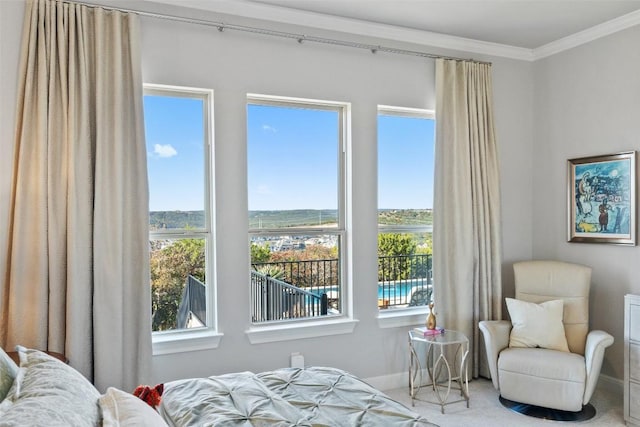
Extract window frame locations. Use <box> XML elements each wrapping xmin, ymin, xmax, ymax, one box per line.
<box><xmin>144</xmin><ymin>83</ymin><xmax>222</xmax><ymax>354</ymax></box>
<box><xmin>245</xmin><ymin>94</ymin><xmax>356</xmax><ymax>343</ymax></box>
<box><xmin>376</xmin><ymin>105</ymin><xmax>436</xmax><ymax>329</ymax></box>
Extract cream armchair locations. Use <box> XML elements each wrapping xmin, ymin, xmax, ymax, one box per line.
<box><xmin>479</xmin><ymin>260</ymin><xmax>614</xmax><ymax>412</ymax></box>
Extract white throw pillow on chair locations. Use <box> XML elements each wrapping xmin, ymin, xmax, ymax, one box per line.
<box><xmin>505</xmin><ymin>298</ymin><xmax>570</xmax><ymax>352</ymax></box>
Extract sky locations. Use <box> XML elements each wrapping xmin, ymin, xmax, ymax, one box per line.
<box><xmin>144</xmin><ymin>94</ymin><xmax>205</xmax><ymax>212</ymax></box>
<box><xmin>378</xmin><ymin>114</ymin><xmax>435</xmax><ymax>209</ymax></box>
<box><xmin>144</xmin><ymin>95</ymin><xmax>435</xmax><ymax>212</ymax></box>
<box><xmin>247</xmin><ymin>104</ymin><xmax>338</xmax><ymax>211</ymax></box>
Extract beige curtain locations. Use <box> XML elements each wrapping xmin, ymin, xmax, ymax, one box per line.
<box><xmin>433</xmin><ymin>58</ymin><xmax>502</xmax><ymax>378</ymax></box>
<box><xmin>1</xmin><ymin>0</ymin><xmax>151</xmax><ymax>392</ymax></box>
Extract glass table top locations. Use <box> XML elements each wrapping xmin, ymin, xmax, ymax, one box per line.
<box><xmin>409</xmin><ymin>329</ymin><xmax>468</xmax><ymax>345</ymax></box>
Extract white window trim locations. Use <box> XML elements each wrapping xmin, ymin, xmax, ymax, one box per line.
<box><xmin>246</xmin><ymin>94</ymin><xmax>353</xmax><ymax>337</ymax></box>
<box><xmin>246</xmin><ymin>318</ymin><xmax>358</xmax><ymax>344</ymax></box>
<box><xmin>377</xmin><ymin>306</ymin><xmax>429</xmax><ymax>329</ymax></box>
<box><xmin>378</xmin><ymin>104</ymin><xmax>435</xmax><ymax>119</ymax></box>
<box><xmin>145</xmin><ymin>83</ymin><xmax>219</xmax><ymax>354</ymax></box>
<box><xmin>153</xmin><ymin>330</ymin><xmax>224</xmax><ymax>355</ymax></box>
<box><xmin>377</xmin><ymin>105</ymin><xmax>435</xmax><ymax>323</ymax></box>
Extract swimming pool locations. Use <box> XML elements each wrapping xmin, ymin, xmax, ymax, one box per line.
<box><xmin>310</xmin><ymin>279</ymin><xmax>431</xmax><ymax>306</ymax></box>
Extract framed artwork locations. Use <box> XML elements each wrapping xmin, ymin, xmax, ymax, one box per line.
<box><xmin>568</xmin><ymin>151</ymin><xmax>636</xmax><ymax>245</ymax></box>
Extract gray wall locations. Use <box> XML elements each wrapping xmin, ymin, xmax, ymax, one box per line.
<box><xmin>0</xmin><ymin>0</ymin><xmax>534</xmax><ymax>385</ymax></box>
<box><xmin>0</xmin><ymin>1</ymin><xmax>23</xmax><ymax>309</ymax></box>
<box><xmin>533</xmin><ymin>26</ymin><xmax>640</xmax><ymax>380</ymax></box>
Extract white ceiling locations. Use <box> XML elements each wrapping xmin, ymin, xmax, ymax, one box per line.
<box><xmin>245</xmin><ymin>0</ymin><xmax>640</xmax><ymax>49</ymax></box>
<box><xmin>145</xmin><ymin>0</ymin><xmax>640</xmax><ymax>59</ymax></box>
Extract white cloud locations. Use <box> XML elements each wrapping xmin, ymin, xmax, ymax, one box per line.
<box><xmin>153</xmin><ymin>144</ymin><xmax>177</xmax><ymax>158</ymax></box>
<box><xmin>262</xmin><ymin>124</ymin><xmax>277</xmax><ymax>133</ymax></box>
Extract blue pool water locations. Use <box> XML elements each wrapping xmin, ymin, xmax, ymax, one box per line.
<box><xmin>310</xmin><ymin>279</ymin><xmax>430</xmax><ymax>301</ymax></box>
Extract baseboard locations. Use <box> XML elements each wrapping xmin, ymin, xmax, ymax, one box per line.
<box><xmin>366</xmin><ymin>367</ymin><xmax>443</xmax><ymax>392</ymax></box>
<box><xmin>364</xmin><ymin>371</ymin><xmax>408</xmax><ymax>392</ymax></box>
<box><xmin>597</xmin><ymin>373</ymin><xmax>623</xmax><ymax>397</ymax></box>
<box><xmin>366</xmin><ymin>371</ymin><xmax>623</xmax><ymax>395</ymax></box>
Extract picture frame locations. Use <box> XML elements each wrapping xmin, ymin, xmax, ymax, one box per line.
<box><xmin>568</xmin><ymin>151</ymin><xmax>636</xmax><ymax>245</ymax></box>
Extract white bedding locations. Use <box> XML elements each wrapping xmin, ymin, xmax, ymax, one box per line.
<box><xmin>159</xmin><ymin>366</ymin><xmax>437</xmax><ymax>427</ymax></box>
<box><xmin>0</xmin><ymin>347</ymin><xmax>437</xmax><ymax>426</ymax></box>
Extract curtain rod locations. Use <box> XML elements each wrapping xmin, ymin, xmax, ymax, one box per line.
<box><xmin>62</xmin><ymin>0</ymin><xmax>491</xmax><ymax>65</ymax></box>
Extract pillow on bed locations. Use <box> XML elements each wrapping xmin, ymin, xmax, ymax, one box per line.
<box><xmin>0</xmin><ymin>346</ymin><xmax>18</xmax><ymax>402</ymax></box>
<box><xmin>0</xmin><ymin>346</ymin><xmax>100</xmax><ymax>426</ymax></box>
<box><xmin>100</xmin><ymin>387</ymin><xmax>169</xmax><ymax>427</ymax></box>
<box><xmin>506</xmin><ymin>298</ymin><xmax>570</xmax><ymax>352</ymax></box>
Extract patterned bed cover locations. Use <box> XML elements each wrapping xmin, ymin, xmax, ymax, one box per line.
<box><xmin>159</xmin><ymin>366</ymin><xmax>437</xmax><ymax>426</ymax></box>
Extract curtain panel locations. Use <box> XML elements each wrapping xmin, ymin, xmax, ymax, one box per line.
<box><xmin>433</xmin><ymin>58</ymin><xmax>502</xmax><ymax>378</ymax></box>
<box><xmin>1</xmin><ymin>0</ymin><xmax>151</xmax><ymax>392</ymax></box>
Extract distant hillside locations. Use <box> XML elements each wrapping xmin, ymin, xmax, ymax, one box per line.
<box><xmin>150</xmin><ymin>208</ymin><xmax>432</xmax><ymax>230</ymax></box>
<box><xmin>249</xmin><ymin>210</ymin><xmax>337</xmax><ymax>228</ymax></box>
<box><xmin>150</xmin><ymin>211</ymin><xmax>205</xmax><ymax>230</ymax></box>
<box><xmin>378</xmin><ymin>209</ymin><xmax>432</xmax><ymax>226</ymax></box>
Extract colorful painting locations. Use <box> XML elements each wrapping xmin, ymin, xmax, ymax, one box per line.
<box><xmin>568</xmin><ymin>151</ymin><xmax>636</xmax><ymax>245</ymax></box>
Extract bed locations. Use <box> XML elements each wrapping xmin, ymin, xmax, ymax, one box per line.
<box><xmin>0</xmin><ymin>346</ymin><xmax>437</xmax><ymax>426</ymax></box>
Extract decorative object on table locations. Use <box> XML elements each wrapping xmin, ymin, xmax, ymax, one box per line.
<box><xmin>567</xmin><ymin>151</ymin><xmax>636</xmax><ymax>245</ymax></box>
<box><xmin>413</xmin><ymin>326</ymin><xmax>446</xmax><ymax>337</ymax></box>
<box><xmin>426</xmin><ymin>302</ymin><xmax>437</xmax><ymax>330</ymax></box>
<box><xmin>133</xmin><ymin>383</ymin><xmax>164</xmax><ymax>410</ymax></box>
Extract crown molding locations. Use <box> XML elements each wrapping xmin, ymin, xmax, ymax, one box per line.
<box><xmin>144</xmin><ymin>0</ymin><xmax>640</xmax><ymax>62</ymax></box>
<box><xmin>148</xmin><ymin>0</ymin><xmax>534</xmax><ymax>61</ymax></box>
<box><xmin>533</xmin><ymin>9</ymin><xmax>640</xmax><ymax>60</ymax></box>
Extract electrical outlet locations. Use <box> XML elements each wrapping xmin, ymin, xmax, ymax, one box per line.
<box><xmin>290</xmin><ymin>352</ymin><xmax>304</xmax><ymax>368</ymax></box>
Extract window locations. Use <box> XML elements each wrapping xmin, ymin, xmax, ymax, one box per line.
<box><xmin>247</xmin><ymin>94</ymin><xmax>347</xmax><ymax>325</ymax></box>
<box><xmin>144</xmin><ymin>84</ymin><xmax>215</xmax><ymax>344</ymax></box>
<box><xmin>377</xmin><ymin>106</ymin><xmax>435</xmax><ymax>311</ymax></box>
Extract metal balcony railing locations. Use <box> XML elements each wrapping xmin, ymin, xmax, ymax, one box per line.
<box><xmin>249</xmin><ymin>254</ymin><xmax>433</xmax><ymax>322</ymax></box>
<box><xmin>377</xmin><ymin>253</ymin><xmax>432</xmax><ymax>308</ymax></box>
<box><xmin>173</xmin><ymin>255</ymin><xmax>434</xmax><ymax>328</ymax></box>
<box><xmin>176</xmin><ymin>275</ymin><xmax>206</xmax><ymax>329</ymax></box>
<box><xmin>250</xmin><ymin>270</ymin><xmax>328</xmax><ymax>322</ymax></box>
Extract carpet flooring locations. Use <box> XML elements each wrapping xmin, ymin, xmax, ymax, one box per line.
<box><xmin>385</xmin><ymin>378</ymin><xmax>624</xmax><ymax>426</ymax></box>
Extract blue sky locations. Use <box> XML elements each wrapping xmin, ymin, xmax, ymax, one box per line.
<box><xmin>378</xmin><ymin>114</ymin><xmax>435</xmax><ymax>209</ymax></box>
<box><xmin>144</xmin><ymin>96</ymin><xmax>435</xmax><ymax>212</ymax></box>
<box><xmin>144</xmin><ymin>95</ymin><xmax>205</xmax><ymax>212</ymax></box>
<box><xmin>247</xmin><ymin>104</ymin><xmax>338</xmax><ymax>211</ymax></box>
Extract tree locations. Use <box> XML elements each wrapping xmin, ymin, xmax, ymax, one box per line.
<box><xmin>259</xmin><ymin>245</ymin><xmax>339</xmax><ymax>288</ymax></box>
<box><xmin>250</xmin><ymin>242</ymin><xmax>272</xmax><ymax>264</ymax></box>
<box><xmin>150</xmin><ymin>238</ymin><xmax>205</xmax><ymax>331</ymax></box>
<box><xmin>378</xmin><ymin>233</ymin><xmax>417</xmax><ymax>281</ymax></box>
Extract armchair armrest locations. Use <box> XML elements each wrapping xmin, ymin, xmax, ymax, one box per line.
<box><xmin>582</xmin><ymin>329</ymin><xmax>613</xmax><ymax>405</ymax></box>
<box><xmin>478</xmin><ymin>320</ymin><xmax>512</xmax><ymax>390</ymax></box>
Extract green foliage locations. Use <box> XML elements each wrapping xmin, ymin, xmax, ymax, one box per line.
<box><xmin>416</xmin><ymin>234</ymin><xmax>433</xmax><ymax>255</ymax></box>
<box><xmin>378</xmin><ymin>233</ymin><xmax>417</xmax><ymax>256</ymax></box>
<box><xmin>378</xmin><ymin>209</ymin><xmax>433</xmax><ymax>226</ymax></box>
<box><xmin>258</xmin><ymin>245</ymin><xmax>339</xmax><ymax>288</ymax></box>
<box><xmin>250</xmin><ymin>243</ymin><xmax>272</xmax><ymax>263</ymax></box>
<box><xmin>150</xmin><ymin>238</ymin><xmax>205</xmax><ymax>331</ymax></box>
<box><xmin>253</xmin><ymin>264</ymin><xmax>285</xmax><ymax>280</ymax></box>
<box><xmin>378</xmin><ymin>233</ymin><xmax>418</xmax><ymax>281</ymax></box>
<box><xmin>150</xmin><ymin>211</ymin><xmax>205</xmax><ymax>230</ymax></box>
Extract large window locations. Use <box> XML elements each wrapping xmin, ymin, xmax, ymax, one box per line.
<box><xmin>378</xmin><ymin>106</ymin><xmax>435</xmax><ymax>310</ymax></box>
<box><xmin>247</xmin><ymin>95</ymin><xmax>347</xmax><ymax>324</ymax></box>
<box><xmin>144</xmin><ymin>84</ymin><xmax>214</xmax><ymax>335</ymax></box>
